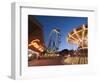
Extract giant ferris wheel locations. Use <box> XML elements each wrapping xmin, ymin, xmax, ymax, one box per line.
<box><xmin>46</xmin><ymin>28</ymin><xmax>61</xmax><ymax>53</ymax></box>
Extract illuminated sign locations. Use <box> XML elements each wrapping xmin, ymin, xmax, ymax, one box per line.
<box><xmin>28</xmin><ymin>39</ymin><xmax>44</xmax><ymax>52</ymax></box>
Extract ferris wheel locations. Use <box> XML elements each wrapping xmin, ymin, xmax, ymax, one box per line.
<box><xmin>46</xmin><ymin>28</ymin><xmax>61</xmax><ymax>53</ymax></box>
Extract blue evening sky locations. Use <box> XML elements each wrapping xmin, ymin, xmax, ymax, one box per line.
<box><xmin>31</xmin><ymin>15</ymin><xmax>88</xmax><ymax>50</ymax></box>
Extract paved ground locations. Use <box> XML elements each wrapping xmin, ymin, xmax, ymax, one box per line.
<box><xmin>28</xmin><ymin>57</ymin><xmax>64</xmax><ymax>66</ymax></box>
<box><xmin>28</xmin><ymin>57</ymin><xmax>88</xmax><ymax>66</ymax></box>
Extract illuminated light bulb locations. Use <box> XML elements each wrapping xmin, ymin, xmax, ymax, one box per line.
<box><xmin>28</xmin><ymin>54</ymin><xmax>32</xmax><ymax>57</ymax></box>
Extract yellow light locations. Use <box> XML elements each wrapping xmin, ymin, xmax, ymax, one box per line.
<box><xmin>28</xmin><ymin>39</ymin><xmax>44</xmax><ymax>52</ymax></box>
<box><xmin>67</xmin><ymin>24</ymin><xmax>88</xmax><ymax>49</ymax></box>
